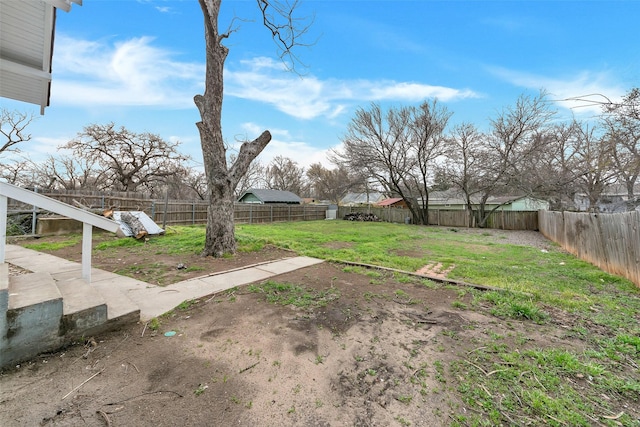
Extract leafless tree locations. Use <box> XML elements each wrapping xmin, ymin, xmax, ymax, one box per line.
<box><xmin>404</xmin><ymin>99</ymin><xmax>451</xmax><ymax>224</ymax></box>
<box><xmin>466</xmin><ymin>92</ymin><xmax>555</xmax><ymax>226</ymax></box>
<box><xmin>572</xmin><ymin>122</ymin><xmax>617</xmax><ymax>211</ymax></box>
<box><xmin>1</xmin><ymin>109</ymin><xmax>34</xmax><ymax>156</ymax></box>
<box><xmin>331</xmin><ymin>103</ymin><xmax>413</xmax><ymax>212</ymax></box>
<box><xmin>61</xmin><ymin>123</ymin><xmax>190</xmax><ymax>194</ymax></box>
<box><xmin>602</xmin><ymin>88</ymin><xmax>640</xmax><ymax>201</ymax></box>
<box><xmin>29</xmin><ymin>154</ymin><xmax>109</xmax><ymax>191</ymax></box>
<box><xmin>305</xmin><ymin>163</ymin><xmax>354</xmax><ymax>203</ymax></box>
<box><xmin>265</xmin><ymin>155</ymin><xmax>306</xmax><ymax>195</ymax></box>
<box><xmin>519</xmin><ymin>122</ymin><xmax>585</xmax><ymax>210</ymax></box>
<box><xmin>179</xmin><ymin>168</ymin><xmax>209</xmax><ymax>200</ymax></box>
<box><xmin>440</xmin><ymin>122</ymin><xmax>489</xmax><ymax>226</ymax></box>
<box><xmin>332</xmin><ymin>100</ymin><xmax>450</xmax><ymax>225</ymax></box>
<box><xmin>196</xmin><ymin>0</ymin><xmax>311</xmax><ymax>257</ymax></box>
<box><xmin>441</xmin><ymin>92</ymin><xmax>556</xmax><ymax>226</ymax></box>
<box><xmin>0</xmin><ymin>159</ymin><xmax>31</xmax><ymax>186</ymax></box>
<box><xmin>231</xmin><ymin>155</ymin><xmax>266</xmax><ymax>197</ymax></box>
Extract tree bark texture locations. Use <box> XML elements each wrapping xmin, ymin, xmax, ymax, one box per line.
<box><xmin>197</xmin><ymin>0</ymin><xmax>271</xmax><ymax>257</ymax></box>
<box><xmin>120</xmin><ymin>212</ymin><xmax>148</xmax><ymax>240</ymax></box>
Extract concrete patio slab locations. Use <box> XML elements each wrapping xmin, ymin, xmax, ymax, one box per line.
<box><xmin>4</xmin><ymin>244</ymin><xmax>325</xmax><ymax>323</ymax></box>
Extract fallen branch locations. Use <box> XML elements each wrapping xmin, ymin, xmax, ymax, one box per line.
<box><xmin>62</xmin><ymin>368</ymin><xmax>104</xmax><ymax>400</ymax></box>
<box><xmin>104</xmin><ymin>390</ymin><xmax>183</xmax><ymax>406</ymax></box>
<box><xmin>239</xmin><ymin>361</ymin><xmax>260</xmax><ymax>374</ymax></box>
<box><xmin>463</xmin><ymin>359</ymin><xmax>488</xmax><ymax>376</ymax></box>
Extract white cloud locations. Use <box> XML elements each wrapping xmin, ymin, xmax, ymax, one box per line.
<box><xmin>256</xmin><ymin>139</ymin><xmax>334</xmax><ymax>169</ymax></box>
<box><xmin>223</xmin><ymin>122</ymin><xmax>334</xmax><ymax>169</ymax></box>
<box><xmin>225</xmin><ymin>57</ymin><xmax>479</xmax><ymax>120</ymax></box>
<box><xmin>51</xmin><ymin>35</ymin><xmax>203</xmax><ymax>108</ymax></box>
<box><xmin>488</xmin><ymin>66</ymin><xmax>626</xmax><ymax>115</ymax></box>
<box><xmin>48</xmin><ymin>36</ymin><xmax>477</xmax><ymax>120</ymax></box>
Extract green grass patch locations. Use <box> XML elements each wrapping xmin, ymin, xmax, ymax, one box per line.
<box><xmin>237</xmin><ymin>221</ymin><xmax>639</xmax><ymax>334</ymax></box>
<box><xmin>248</xmin><ymin>280</ymin><xmax>340</xmax><ymax>308</ymax></box>
<box><xmin>452</xmin><ymin>345</ymin><xmax>640</xmax><ymax>426</ymax></box>
<box><xmin>23</xmin><ymin>235</ymin><xmax>82</xmax><ymax>251</ymax></box>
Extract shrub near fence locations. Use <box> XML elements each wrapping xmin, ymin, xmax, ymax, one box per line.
<box><xmin>539</xmin><ymin>210</ymin><xmax>640</xmax><ymax>288</ymax></box>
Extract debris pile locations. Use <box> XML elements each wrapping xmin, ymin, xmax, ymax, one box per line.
<box><xmin>343</xmin><ymin>212</ymin><xmax>381</xmax><ymax>222</ymax></box>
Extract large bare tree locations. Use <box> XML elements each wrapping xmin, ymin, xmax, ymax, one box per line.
<box><xmin>305</xmin><ymin>163</ymin><xmax>354</xmax><ymax>203</ymax></box>
<box><xmin>440</xmin><ymin>92</ymin><xmax>556</xmax><ymax>226</ymax></box>
<box><xmin>196</xmin><ymin>0</ymin><xmax>309</xmax><ymax>257</ymax></box>
<box><xmin>29</xmin><ymin>154</ymin><xmax>108</xmax><ymax>191</ymax></box>
<box><xmin>62</xmin><ymin>123</ymin><xmax>190</xmax><ymax>195</ymax></box>
<box><xmin>440</xmin><ymin>122</ymin><xmax>488</xmax><ymax>226</ymax></box>
<box><xmin>332</xmin><ymin>100</ymin><xmax>450</xmax><ymax>225</ymax></box>
<box><xmin>572</xmin><ymin>123</ymin><xmax>616</xmax><ymax>211</ymax></box>
<box><xmin>265</xmin><ymin>155</ymin><xmax>306</xmax><ymax>194</ymax></box>
<box><xmin>602</xmin><ymin>88</ymin><xmax>640</xmax><ymax>201</ymax></box>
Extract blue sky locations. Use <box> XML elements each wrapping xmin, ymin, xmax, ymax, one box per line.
<box><xmin>2</xmin><ymin>0</ymin><xmax>639</xmax><ymax>171</ymax></box>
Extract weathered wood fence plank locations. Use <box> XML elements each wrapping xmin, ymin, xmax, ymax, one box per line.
<box><xmin>539</xmin><ymin>210</ymin><xmax>640</xmax><ymax>288</ymax></box>
<box><xmin>337</xmin><ymin>206</ymin><xmax>540</xmax><ymax>231</ymax></box>
<box><xmin>7</xmin><ymin>192</ymin><xmax>328</xmax><ymax>228</ymax></box>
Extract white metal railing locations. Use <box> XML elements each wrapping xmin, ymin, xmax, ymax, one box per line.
<box><xmin>0</xmin><ymin>182</ymin><xmax>121</xmax><ymax>283</ymax></box>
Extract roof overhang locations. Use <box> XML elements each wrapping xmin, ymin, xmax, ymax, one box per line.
<box><xmin>0</xmin><ymin>0</ymin><xmax>82</xmax><ymax>115</ymax></box>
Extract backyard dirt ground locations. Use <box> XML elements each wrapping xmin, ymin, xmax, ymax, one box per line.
<box><xmin>0</xmin><ymin>230</ymin><xmax>635</xmax><ymax>426</ymax></box>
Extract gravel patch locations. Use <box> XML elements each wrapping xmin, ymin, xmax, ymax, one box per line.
<box><xmin>434</xmin><ymin>226</ymin><xmax>556</xmax><ymax>250</ymax></box>
<box><xmin>7</xmin><ymin>263</ymin><xmax>31</xmax><ymax>277</ymax></box>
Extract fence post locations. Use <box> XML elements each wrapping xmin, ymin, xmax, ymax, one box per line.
<box><xmin>288</xmin><ymin>205</ymin><xmax>291</xmax><ymax>221</ymax></box>
<box><xmin>31</xmin><ymin>187</ymin><xmax>38</xmax><ymax>235</ymax></box>
<box><xmin>162</xmin><ymin>190</ymin><xmax>169</xmax><ymax>228</ymax></box>
<box><xmin>192</xmin><ymin>202</ymin><xmax>196</xmax><ymax>225</ymax></box>
<box><xmin>270</xmin><ymin>205</ymin><xmax>273</xmax><ymax>223</ymax></box>
<box><xmin>249</xmin><ymin>204</ymin><xmax>253</xmax><ymax>224</ymax></box>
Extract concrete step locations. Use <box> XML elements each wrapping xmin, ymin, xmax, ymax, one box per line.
<box><xmin>1</xmin><ymin>263</ymin><xmax>9</xmax><ymax>342</ymax></box>
<box><xmin>8</xmin><ymin>272</ymin><xmax>62</xmax><ymax>311</ymax></box>
<box><xmin>91</xmin><ymin>282</ymin><xmax>141</xmax><ymax>328</ymax></box>
<box><xmin>4</xmin><ymin>272</ymin><xmax>63</xmax><ymax>366</ymax></box>
<box><xmin>54</xmin><ymin>277</ymin><xmax>108</xmax><ymax>337</ymax></box>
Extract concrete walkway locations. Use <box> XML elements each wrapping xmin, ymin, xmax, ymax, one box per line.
<box><xmin>5</xmin><ymin>244</ymin><xmax>324</xmax><ymax>321</ymax></box>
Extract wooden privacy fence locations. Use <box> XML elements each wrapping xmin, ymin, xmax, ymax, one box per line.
<box><xmin>338</xmin><ymin>206</ymin><xmax>539</xmax><ymax>231</ymax></box>
<box><xmin>539</xmin><ymin>210</ymin><xmax>640</xmax><ymax>288</ymax></box>
<box><xmin>7</xmin><ymin>191</ymin><xmax>328</xmax><ymax>227</ymax></box>
<box><xmin>234</xmin><ymin>204</ymin><xmax>327</xmax><ymax>224</ymax></box>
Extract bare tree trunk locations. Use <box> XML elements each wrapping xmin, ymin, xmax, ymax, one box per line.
<box><xmin>196</xmin><ymin>0</ymin><xmax>272</xmax><ymax>257</ymax></box>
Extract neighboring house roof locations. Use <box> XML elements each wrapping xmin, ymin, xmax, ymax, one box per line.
<box><xmin>237</xmin><ymin>188</ymin><xmax>301</xmax><ymax>204</ymax></box>
<box><xmin>0</xmin><ymin>0</ymin><xmax>81</xmax><ymax>114</ymax></box>
<box><xmin>376</xmin><ymin>198</ymin><xmax>404</xmax><ymax>207</ymax></box>
<box><xmin>340</xmin><ymin>192</ymin><xmax>385</xmax><ymax>205</ymax></box>
<box><xmin>429</xmin><ymin>191</ymin><xmax>548</xmax><ymax>207</ymax></box>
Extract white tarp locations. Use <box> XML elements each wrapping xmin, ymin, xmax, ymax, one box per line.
<box><xmin>113</xmin><ymin>211</ymin><xmax>164</xmax><ymax>237</ymax></box>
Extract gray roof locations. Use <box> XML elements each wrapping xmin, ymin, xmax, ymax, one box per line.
<box><xmin>238</xmin><ymin>188</ymin><xmax>302</xmax><ymax>204</ymax></box>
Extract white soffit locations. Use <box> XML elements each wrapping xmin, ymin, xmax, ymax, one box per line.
<box><xmin>0</xmin><ymin>0</ymin><xmax>82</xmax><ymax>114</ymax></box>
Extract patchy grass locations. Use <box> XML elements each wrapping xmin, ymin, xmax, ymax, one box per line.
<box><xmin>247</xmin><ymin>280</ymin><xmax>340</xmax><ymax>309</ymax></box>
<box><xmin>22</xmin><ymin>235</ymin><xmax>82</xmax><ymax>251</ymax></box>
<box><xmin>20</xmin><ymin>221</ymin><xmax>640</xmax><ymax>426</ymax></box>
<box><xmin>237</xmin><ymin>221</ymin><xmax>639</xmax><ymax>333</ymax></box>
